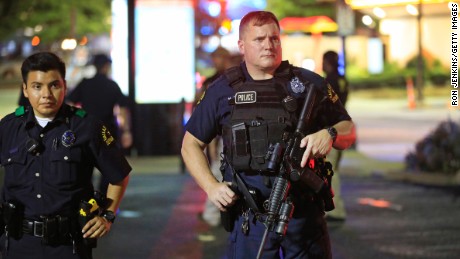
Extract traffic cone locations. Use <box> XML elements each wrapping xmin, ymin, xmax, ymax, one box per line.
<box><xmin>406</xmin><ymin>77</ymin><xmax>416</xmax><ymax>109</ymax></box>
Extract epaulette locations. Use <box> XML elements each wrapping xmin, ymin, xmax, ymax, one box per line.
<box><xmin>224</xmin><ymin>66</ymin><xmax>245</xmax><ymax>88</ymax></box>
<box><xmin>14</xmin><ymin>106</ymin><xmax>25</xmax><ymax>116</ymax></box>
<box><xmin>74</xmin><ymin>108</ymin><xmax>87</xmax><ymax>118</ymax></box>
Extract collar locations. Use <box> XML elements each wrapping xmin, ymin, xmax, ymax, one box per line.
<box><xmin>24</xmin><ymin>104</ymin><xmax>72</xmax><ymax>130</ymax></box>
<box><xmin>241</xmin><ymin>60</ymin><xmax>292</xmax><ymax>82</ymax></box>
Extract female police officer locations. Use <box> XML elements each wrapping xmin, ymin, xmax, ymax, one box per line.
<box><xmin>0</xmin><ymin>52</ymin><xmax>131</xmax><ymax>258</ymax></box>
<box><xmin>182</xmin><ymin>11</ymin><xmax>355</xmax><ymax>258</ymax></box>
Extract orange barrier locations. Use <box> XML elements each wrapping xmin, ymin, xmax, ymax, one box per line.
<box><xmin>406</xmin><ymin>77</ymin><xmax>416</xmax><ymax>109</ymax></box>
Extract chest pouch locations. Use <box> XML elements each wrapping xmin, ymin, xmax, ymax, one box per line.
<box><xmin>223</xmin><ymin>80</ymin><xmax>297</xmax><ymax>172</ymax></box>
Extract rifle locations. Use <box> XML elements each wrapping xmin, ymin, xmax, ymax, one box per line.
<box><xmin>256</xmin><ymin>83</ymin><xmax>331</xmax><ymax>259</ymax></box>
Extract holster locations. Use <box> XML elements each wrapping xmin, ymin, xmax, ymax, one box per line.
<box><xmin>2</xmin><ymin>201</ymin><xmax>24</xmax><ymax>239</ymax></box>
<box><xmin>319</xmin><ymin>161</ymin><xmax>335</xmax><ymax>212</ymax></box>
<box><xmin>220</xmin><ymin>207</ymin><xmax>237</xmax><ymax>232</ymax></box>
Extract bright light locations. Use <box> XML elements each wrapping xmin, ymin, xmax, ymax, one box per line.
<box><xmin>406</xmin><ymin>4</ymin><xmax>419</xmax><ymax>16</ymax></box>
<box><xmin>302</xmin><ymin>59</ymin><xmax>315</xmax><ymax>71</ymax></box>
<box><xmin>34</xmin><ymin>25</ymin><xmax>43</xmax><ymax>33</ymax></box>
<box><xmin>207</xmin><ymin>1</ymin><xmax>221</xmax><ymax>17</ymax></box>
<box><xmin>79</xmin><ymin>36</ymin><xmax>88</xmax><ymax>46</ymax></box>
<box><xmin>362</xmin><ymin>15</ymin><xmax>374</xmax><ymax>26</ymax></box>
<box><xmin>31</xmin><ymin>36</ymin><xmax>40</xmax><ymax>46</ymax></box>
<box><xmin>61</xmin><ymin>38</ymin><xmax>77</xmax><ymax>50</ymax></box>
<box><xmin>134</xmin><ymin>2</ymin><xmax>195</xmax><ymax>103</ymax></box>
<box><xmin>346</xmin><ymin>0</ymin><xmax>450</xmax><ymax>9</ymax></box>
<box><xmin>373</xmin><ymin>7</ymin><xmax>386</xmax><ymax>18</ymax></box>
<box><xmin>24</xmin><ymin>27</ymin><xmax>34</xmax><ymax>37</ymax></box>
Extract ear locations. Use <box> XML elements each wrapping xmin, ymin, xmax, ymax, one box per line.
<box><xmin>22</xmin><ymin>83</ymin><xmax>29</xmax><ymax>98</ymax></box>
<box><xmin>237</xmin><ymin>39</ymin><xmax>244</xmax><ymax>55</ymax></box>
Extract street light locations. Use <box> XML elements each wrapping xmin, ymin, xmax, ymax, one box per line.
<box><xmin>61</xmin><ymin>38</ymin><xmax>77</xmax><ymax>50</ymax></box>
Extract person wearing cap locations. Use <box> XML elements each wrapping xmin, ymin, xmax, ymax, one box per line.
<box><xmin>67</xmin><ymin>54</ymin><xmax>132</xmax><ymax>195</ymax></box>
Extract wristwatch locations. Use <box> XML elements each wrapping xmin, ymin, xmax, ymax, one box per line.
<box><xmin>327</xmin><ymin>127</ymin><xmax>338</xmax><ymax>143</ymax></box>
<box><xmin>101</xmin><ymin>210</ymin><xmax>116</xmax><ymax>223</ymax></box>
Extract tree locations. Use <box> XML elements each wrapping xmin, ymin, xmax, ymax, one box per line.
<box><xmin>267</xmin><ymin>0</ymin><xmax>336</xmax><ymax>20</ymax></box>
<box><xmin>0</xmin><ymin>0</ymin><xmax>112</xmax><ymax>45</ymax></box>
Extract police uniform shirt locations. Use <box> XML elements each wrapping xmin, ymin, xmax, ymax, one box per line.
<box><xmin>0</xmin><ymin>104</ymin><xmax>131</xmax><ymax>219</ymax></box>
<box><xmin>325</xmin><ymin>72</ymin><xmax>349</xmax><ymax>106</ymax></box>
<box><xmin>185</xmin><ymin>61</ymin><xmax>352</xmax><ymax>197</ymax></box>
<box><xmin>67</xmin><ymin>74</ymin><xmax>129</xmax><ymax>135</ymax></box>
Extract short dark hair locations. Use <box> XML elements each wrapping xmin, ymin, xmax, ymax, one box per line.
<box><xmin>21</xmin><ymin>52</ymin><xmax>66</xmax><ymax>84</ymax></box>
<box><xmin>323</xmin><ymin>50</ymin><xmax>339</xmax><ymax>69</ymax></box>
<box><xmin>239</xmin><ymin>11</ymin><xmax>280</xmax><ymax>40</ymax></box>
<box><xmin>92</xmin><ymin>53</ymin><xmax>112</xmax><ymax>71</ymax></box>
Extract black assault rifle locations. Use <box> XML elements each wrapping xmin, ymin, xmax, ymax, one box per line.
<box><xmin>256</xmin><ymin>83</ymin><xmax>333</xmax><ymax>259</ymax></box>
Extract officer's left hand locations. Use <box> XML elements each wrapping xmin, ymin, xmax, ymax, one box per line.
<box><xmin>82</xmin><ymin>216</ymin><xmax>112</xmax><ymax>238</ymax></box>
<box><xmin>299</xmin><ymin>129</ymin><xmax>333</xmax><ymax>168</ymax></box>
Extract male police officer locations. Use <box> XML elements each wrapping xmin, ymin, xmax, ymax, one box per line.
<box><xmin>182</xmin><ymin>11</ymin><xmax>355</xmax><ymax>258</ymax></box>
<box><xmin>0</xmin><ymin>52</ymin><xmax>131</xmax><ymax>258</ymax></box>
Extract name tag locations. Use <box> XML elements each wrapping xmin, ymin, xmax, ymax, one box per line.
<box><xmin>235</xmin><ymin>91</ymin><xmax>256</xmax><ymax>104</ymax></box>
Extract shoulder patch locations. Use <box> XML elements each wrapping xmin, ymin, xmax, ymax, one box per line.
<box><xmin>75</xmin><ymin>108</ymin><xmax>87</xmax><ymax>118</ymax></box>
<box><xmin>101</xmin><ymin>125</ymin><xmax>115</xmax><ymax>146</ymax></box>
<box><xmin>14</xmin><ymin>106</ymin><xmax>25</xmax><ymax>116</ymax></box>
<box><xmin>327</xmin><ymin>84</ymin><xmax>339</xmax><ymax>103</ymax></box>
<box><xmin>196</xmin><ymin>90</ymin><xmax>206</xmax><ymax>105</ymax></box>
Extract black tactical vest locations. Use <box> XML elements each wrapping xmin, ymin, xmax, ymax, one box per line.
<box><xmin>222</xmin><ymin>62</ymin><xmax>305</xmax><ymax>172</ymax></box>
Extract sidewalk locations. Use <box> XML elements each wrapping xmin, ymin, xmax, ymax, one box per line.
<box><xmin>339</xmin><ymin>150</ymin><xmax>460</xmax><ymax>187</ymax></box>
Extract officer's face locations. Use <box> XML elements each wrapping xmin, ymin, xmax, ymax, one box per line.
<box><xmin>238</xmin><ymin>22</ymin><xmax>282</xmax><ymax>77</ymax></box>
<box><xmin>23</xmin><ymin>70</ymin><xmax>67</xmax><ymax>119</ymax></box>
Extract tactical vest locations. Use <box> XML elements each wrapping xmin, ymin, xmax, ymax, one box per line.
<box><xmin>222</xmin><ymin>63</ymin><xmax>306</xmax><ymax>172</ymax></box>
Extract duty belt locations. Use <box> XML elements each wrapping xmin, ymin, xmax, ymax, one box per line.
<box><xmin>20</xmin><ymin>215</ymin><xmax>75</xmax><ymax>244</ymax></box>
<box><xmin>22</xmin><ymin>219</ymin><xmax>46</xmax><ymax>237</ymax></box>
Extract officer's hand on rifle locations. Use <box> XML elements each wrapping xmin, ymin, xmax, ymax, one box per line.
<box><xmin>207</xmin><ymin>181</ymin><xmax>238</xmax><ymax>211</ymax></box>
<box><xmin>82</xmin><ymin>216</ymin><xmax>112</xmax><ymax>239</ymax></box>
<box><xmin>299</xmin><ymin>129</ymin><xmax>333</xmax><ymax>168</ymax></box>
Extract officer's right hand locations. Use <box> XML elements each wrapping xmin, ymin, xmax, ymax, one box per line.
<box><xmin>82</xmin><ymin>216</ymin><xmax>112</xmax><ymax>239</ymax></box>
<box><xmin>207</xmin><ymin>182</ymin><xmax>238</xmax><ymax>211</ymax></box>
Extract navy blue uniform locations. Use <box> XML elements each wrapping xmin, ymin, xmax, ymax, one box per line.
<box><xmin>186</xmin><ymin>61</ymin><xmax>351</xmax><ymax>258</ymax></box>
<box><xmin>67</xmin><ymin>74</ymin><xmax>129</xmax><ymax>141</ymax></box>
<box><xmin>0</xmin><ymin>104</ymin><xmax>131</xmax><ymax>258</ymax></box>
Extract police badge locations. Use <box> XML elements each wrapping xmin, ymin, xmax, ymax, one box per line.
<box><xmin>61</xmin><ymin>130</ymin><xmax>76</xmax><ymax>147</ymax></box>
<box><xmin>290</xmin><ymin>77</ymin><xmax>305</xmax><ymax>94</ymax></box>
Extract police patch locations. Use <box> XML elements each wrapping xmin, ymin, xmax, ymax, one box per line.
<box><xmin>61</xmin><ymin>130</ymin><xmax>76</xmax><ymax>147</ymax></box>
<box><xmin>290</xmin><ymin>77</ymin><xmax>305</xmax><ymax>94</ymax></box>
<box><xmin>235</xmin><ymin>91</ymin><xmax>256</xmax><ymax>104</ymax></box>
<box><xmin>327</xmin><ymin>84</ymin><xmax>339</xmax><ymax>103</ymax></box>
<box><xmin>101</xmin><ymin>125</ymin><xmax>114</xmax><ymax>146</ymax></box>
<box><xmin>196</xmin><ymin>90</ymin><xmax>206</xmax><ymax>105</ymax></box>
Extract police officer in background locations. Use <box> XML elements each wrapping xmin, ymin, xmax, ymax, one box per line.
<box><xmin>182</xmin><ymin>11</ymin><xmax>355</xmax><ymax>258</ymax></box>
<box><xmin>0</xmin><ymin>52</ymin><xmax>131</xmax><ymax>258</ymax></box>
<box><xmin>322</xmin><ymin>50</ymin><xmax>350</xmax><ymax>222</ymax></box>
<box><xmin>67</xmin><ymin>53</ymin><xmax>132</xmax><ymax>195</ymax></box>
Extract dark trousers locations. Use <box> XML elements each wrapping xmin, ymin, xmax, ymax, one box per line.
<box><xmin>0</xmin><ymin>234</ymin><xmax>92</xmax><ymax>259</ymax></box>
<box><xmin>226</xmin><ymin>201</ymin><xmax>331</xmax><ymax>259</ymax></box>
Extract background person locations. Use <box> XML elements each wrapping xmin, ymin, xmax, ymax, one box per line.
<box><xmin>196</xmin><ymin>47</ymin><xmax>232</xmax><ymax>227</ymax></box>
<box><xmin>322</xmin><ymin>50</ymin><xmax>350</xmax><ymax>222</ymax></box>
<box><xmin>67</xmin><ymin>53</ymin><xmax>132</xmax><ymax>195</ymax></box>
<box><xmin>182</xmin><ymin>11</ymin><xmax>355</xmax><ymax>258</ymax></box>
<box><xmin>0</xmin><ymin>52</ymin><xmax>131</xmax><ymax>258</ymax></box>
